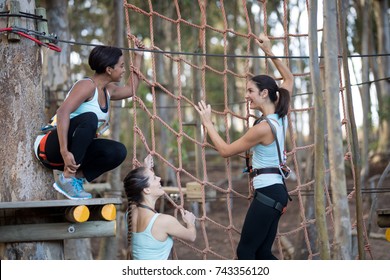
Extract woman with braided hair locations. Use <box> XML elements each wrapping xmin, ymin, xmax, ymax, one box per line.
<box><xmin>195</xmin><ymin>33</ymin><xmax>294</xmax><ymax>259</ymax></box>
<box><xmin>123</xmin><ymin>155</ymin><xmax>196</xmax><ymax>260</ymax></box>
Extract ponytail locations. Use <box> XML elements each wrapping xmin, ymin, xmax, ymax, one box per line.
<box><xmin>275</xmin><ymin>87</ymin><xmax>290</xmax><ymax>118</ymax></box>
<box><xmin>251</xmin><ymin>75</ymin><xmax>291</xmax><ymax>118</ymax></box>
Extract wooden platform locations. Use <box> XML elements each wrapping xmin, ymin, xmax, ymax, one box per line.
<box><xmin>0</xmin><ymin>197</ymin><xmax>121</xmax><ymax>209</ymax></box>
<box><xmin>0</xmin><ymin>198</ymin><xmax>122</xmax><ymax>243</ymax></box>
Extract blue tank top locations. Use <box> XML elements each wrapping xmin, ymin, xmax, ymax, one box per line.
<box><xmin>132</xmin><ymin>214</ymin><xmax>174</xmax><ymax>260</ymax></box>
<box><xmin>34</xmin><ymin>78</ymin><xmax>111</xmax><ymax>157</ymax></box>
<box><xmin>252</xmin><ymin>114</ymin><xmax>287</xmax><ymax>189</ymax></box>
<box><xmin>68</xmin><ymin>78</ymin><xmax>110</xmax><ymax>133</ymax></box>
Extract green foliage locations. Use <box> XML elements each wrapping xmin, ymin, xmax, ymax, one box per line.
<box><xmin>67</xmin><ymin>0</ymin><xmax>114</xmax><ymax>77</ymax></box>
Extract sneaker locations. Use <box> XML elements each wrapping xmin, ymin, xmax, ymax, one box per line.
<box><xmin>73</xmin><ymin>177</ymin><xmax>93</xmax><ymax>199</ymax></box>
<box><xmin>53</xmin><ymin>174</ymin><xmax>92</xmax><ymax>200</ymax></box>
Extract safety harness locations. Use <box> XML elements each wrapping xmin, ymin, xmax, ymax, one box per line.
<box><xmin>244</xmin><ymin>116</ymin><xmax>292</xmax><ymax>214</ymax></box>
<box><xmin>37</xmin><ymin>131</ymin><xmax>64</xmax><ymax>167</ymax></box>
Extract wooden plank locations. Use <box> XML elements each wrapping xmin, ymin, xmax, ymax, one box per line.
<box><xmin>0</xmin><ymin>221</ymin><xmax>116</xmax><ymax>242</ymax></box>
<box><xmin>0</xmin><ymin>198</ymin><xmax>122</xmax><ymax>210</ymax></box>
<box><xmin>162</xmin><ymin>186</ymin><xmax>186</xmax><ymax>194</ymax></box>
<box><xmin>377</xmin><ymin>209</ymin><xmax>390</xmax><ymax>215</ymax></box>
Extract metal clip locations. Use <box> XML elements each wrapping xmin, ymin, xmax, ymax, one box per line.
<box><xmin>279</xmin><ymin>164</ymin><xmax>291</xmax><ymax>179</ymax></box>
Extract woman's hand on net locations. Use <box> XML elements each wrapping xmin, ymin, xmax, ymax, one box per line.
<box><xmin>181</xmin><ymin>209</ymin><xmax>196</xmax><ymax>225</ymax></box>
<box><xmin>143</xmin><ymin>154</ymin><xmax>154</xmax><ymax>170</ymax></box>
<box><xmin>133</xmin><ymin>37</ymin><xmax>145</xmax><ymax>56</ymax></box>
<box><xmin>258</xmin><ymin>33</ymin><xmax>272</xmax><ymax>55</ymax></box>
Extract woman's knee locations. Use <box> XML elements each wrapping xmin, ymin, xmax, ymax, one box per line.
<box><xmin>115</xmin><ymin>142</ymin><xmax>127</xmax><ymax>162</ymax></box>
<box><xmin>105</xmin><ymin>142</ymin><xmax>127</xmax><ymax>164</ymax></box>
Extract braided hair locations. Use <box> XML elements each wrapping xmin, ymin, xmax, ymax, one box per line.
<box><xmin>251</xmin><ymin>75</ymin><xmax>291</xmax><ymax>118</ymax></box>
<box><xmin>123</xmin><ymin>167</ymin><xmax>149</xmax><ymax>259</ymax></box>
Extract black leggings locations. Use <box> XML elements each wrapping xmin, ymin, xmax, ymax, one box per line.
<box><xmin>40</xmin><ymin>112</ymin><xmax>127</xmax><ymax>182</ymax></box>
<box><xmin>236</xmin><ymin>184</ymin><xmax>288</xmax><ymax>260</ymax></box>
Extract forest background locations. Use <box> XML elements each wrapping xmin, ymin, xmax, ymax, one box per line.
<box><xmin>0</xmin><ymin>0</ymin><xmax>389</xmax><ymax>260</ymax></box>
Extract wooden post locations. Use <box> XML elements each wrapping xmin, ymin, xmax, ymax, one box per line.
<box><xmin>186</xmin><ymin>181</ymin><xmax>216</xmax><ymax>202</ymax></box>
<box><xmin>89</xmin><ymin>204</ymin><xmax>117</xmax><ymax>221</ymax></box>
<box><xmin>7</xmin><ymin>1</ymin><xmax>20</xmax><ymax>42</ymax></box>
<box><xmin>186</xmin><ymin>181</ymin><xmax>216</xmax><ymax>217</ymax></box>
<box><xmin>35</xmin><ymin>7</ymin><xmax>49</xmax><ymax>43</ymax></box>
<box><xmin>377</xmin><ymin>209</ymin><xmax>390</xmax><ymax>228</ymax></box>
<box><xmin>65</xmin><ymin>205</ymin><xmax>90</xmax><ymax>223</ymax></box>
<box><xmin>186</xmin><ymin>181</ymin><xmax>203</xmax><ymax>203</ymax></box>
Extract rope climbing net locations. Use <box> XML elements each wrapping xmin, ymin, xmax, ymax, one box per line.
<box><xmin>123</xmin><ymin>0</ymin><xmax>372</xmax><ymax>260</ymax></box>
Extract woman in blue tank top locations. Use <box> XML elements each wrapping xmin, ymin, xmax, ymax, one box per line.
<box><xmin>195</xmin><ymin>33</ymin><xmax>294</xmax><ymax>260</ymax></box>
<box><xmin>34</xmin><ymin>38</ymin><xmax>145</xmax><ymax>200</ymax></box>
<box><xmin>123</xmin><ymin>155</ymin><xmax>196</xmax><ymax>260</ymax></box>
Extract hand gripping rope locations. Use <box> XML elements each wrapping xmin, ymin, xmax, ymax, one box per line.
<box><xmin>0</xmin><ymin>27</ymin><xmax>61</xmax><ymax>52</ymax></box>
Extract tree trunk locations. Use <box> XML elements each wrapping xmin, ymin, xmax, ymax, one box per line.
<box><xmin>309</xmin><ymin>0</ymin><xmax>330</xmax><ymax>260</ymax></box>
<box><xmin>153</xmin><ymin>1</ymin><xmax>175</xmax><ymax>184</ymax></box>
<box><xmin>323</xmin><ymin>0</ymin><xmax>352</xmax><ymax>260</ymax></box>
<box><xmin>337</xmin><ymin>0</ymin><xmax>364</xmax><ymax>259</ymax></box>
<box><xmin>193</xmin><ymin>0</ymin><xmax>204</xmax><ymax>180</ymax></box>
<box><xmin>293</xmin><ymin>2</ymin><xmax>318</xmax><ymax>260</ymax></box>
<box><xmin>0</xmin><ymin>0</ymin><xmax>63</xmax><ymax>259</ymax></box>
<box><xmin>42</xmin><ymin>0</ymin><xmax>72</xmax><ymax>120</ymax></box>
<box><xmin>359</xmin><ymin>0</ymin><xmax>372</xmax><ymax>184</ymax></box>
<box><xmin>373</xmin><ymin>0</ymin><xmax>390</xmax><ymax>156</ymax></box>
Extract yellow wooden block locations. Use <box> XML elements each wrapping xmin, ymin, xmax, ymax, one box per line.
<box><xmin>100</xmin><ymin>204</ymin><xmax>116</xmax><ymax>221</ymax></box>
<box><xmin>386</xmin><ymin>228</ymin><xmax>390</xmax><ymax>242</ymax></box>
<box><xmin>65</xmin><ymin>205</ymin><xmax>90</xmax><ymax>223</ymax></box>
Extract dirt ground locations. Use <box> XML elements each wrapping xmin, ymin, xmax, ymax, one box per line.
<box><xmin>160</xmin><ymin>161</ymin><xmax>390</xmax><ymax>260</ymax></box>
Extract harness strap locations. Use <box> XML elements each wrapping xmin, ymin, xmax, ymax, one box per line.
<box><xmin>250</xmin><ymin>116</ymin><xmax>292</xmax><ymax>202</ymax></box>
<box><xmin>249</xmin><ymin>167</ymin><xmax>280</xmax><ymax>178</ymax></box>
<box><xmin>255</xmin><ymin>191</ymin><xmax>286</xmax><ymax>214</ymax></box>
<box><xmin>38</xmin><ymin>131</ymin><xmax>64</xmax><ymax>167</ymax></box>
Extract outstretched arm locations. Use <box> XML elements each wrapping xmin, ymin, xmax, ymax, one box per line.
<box><xmin>257</xmin><ymin>33</ymin><xmax>294</xmax><ymax>94</ymax></box>
<box><xmin>194</xmin><ymin>100</ymin><xmax>269</xmax><ymax>158</ymax></box>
